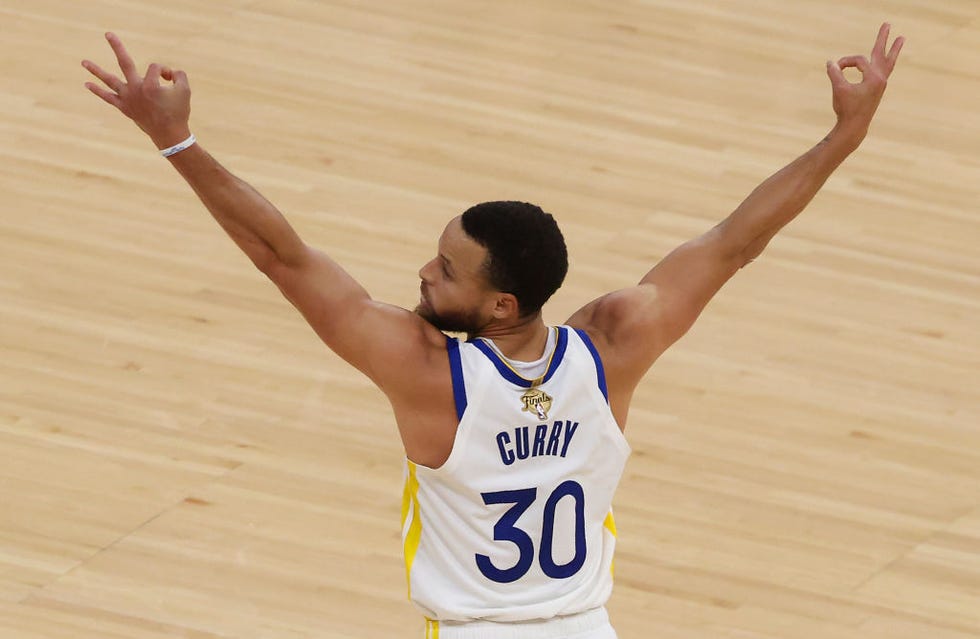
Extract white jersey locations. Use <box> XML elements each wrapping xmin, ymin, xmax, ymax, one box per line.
<box><xmin>401</xmin><ymin>325</ymin><xmax>631</xmax><ymax>623</ymax></box>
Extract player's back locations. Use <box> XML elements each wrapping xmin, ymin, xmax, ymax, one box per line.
<box><xmin>402</xmin><ymin>325</ymin><xmax>631</xmax><ymax>625</ymax></box>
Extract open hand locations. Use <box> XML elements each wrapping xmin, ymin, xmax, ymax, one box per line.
<box><xmin>826</xmin><ymin>23</ymin><xmax>904</xmax><ymax>138</ymax></box>
<box><xmin>82</xmin><ymin>32</ymin><xmax>192</xmax><ymax>149</ymax></box>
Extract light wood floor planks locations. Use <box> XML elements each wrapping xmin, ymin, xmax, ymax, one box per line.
<box><xmin>2</xmin><ymin>1</ymin><xmax>979</xmax><ymax>637</ymax></box>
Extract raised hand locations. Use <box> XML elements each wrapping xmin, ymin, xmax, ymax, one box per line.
<box><xmin>826</xmin><ymin>22</ymin><xmax>905</xmax><ymax>139</ymax></box>
<box><xmin>82</xmin><ymin>32</ymin><xmax>192</xmax><ymax>149</ymax></box>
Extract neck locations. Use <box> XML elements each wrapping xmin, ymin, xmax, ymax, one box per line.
<box><xmin>468</xmin><ymin>314</ymin><xmax>550</xmax><ymax>361</ymax></box>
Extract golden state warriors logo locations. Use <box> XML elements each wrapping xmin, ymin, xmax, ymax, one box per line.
<box><xmin>521</xmin><ymin>388</ymin><xmax>552</xmax><ymax>421</ymax></box>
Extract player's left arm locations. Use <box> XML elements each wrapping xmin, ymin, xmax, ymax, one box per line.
<box><xmin>568</xmin><ymin>23</ymin><xmax>904</xmax><ymax>426</ymax></box>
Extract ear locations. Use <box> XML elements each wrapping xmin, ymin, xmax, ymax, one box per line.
<box><xmin>490</xmin><ymin>292</ymin><xmax>521</xmax><ymax>320</ymax></box>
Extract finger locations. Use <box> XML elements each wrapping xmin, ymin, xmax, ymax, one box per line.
<box><xmin>160</xmin><ymin>66</ymin><xmax>174</xmax><ymax>82</ymax></box>
<box><xmin>886</xmin><ymin>35</ymin><xmax>905</xmax><ymax>74</ymax></box>
<box><xmin>105</xmin><ymin>32</ymin><xmax>140</xmax><ymax>83</ymax></box>
<box><xmin>871</xmin><ymin>22</ymin><xmax>890</xmax><ymax>63</ymax></box>
<box><xmin>145</xmin><ymin>62</ymin><xmax>162</xmax><ymax>88</ymax></box>
<box><xmin>838</xmin><ymin>55</ymin><xmax>872</xmax><ymax>74</ymax></box>
<box><xmin>85</xmin><ymin>81</ymin><xmax>123</xmax><ymax>109</ymax></box>
<box><xmin>81</xmin><ymin>59</ymin><xmax>124</xmax><ymax>92</ymax></box>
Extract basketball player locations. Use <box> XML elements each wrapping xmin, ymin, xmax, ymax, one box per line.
<box><xmin>82</xmin><ymin>23</ymin><xmax>903</xmax><ymax>639</ymax></box>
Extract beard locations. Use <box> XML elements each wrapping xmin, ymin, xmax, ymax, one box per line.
<box><xmin>414</xmin><ymin>301</ymin><xmax>486</xmax><ymax>335</ymax></box>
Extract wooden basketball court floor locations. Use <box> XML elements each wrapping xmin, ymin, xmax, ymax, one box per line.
<box><xmin>2</xmin><ymin>1</ymin><xmax>978</xmax><ymax>637</ymax></box>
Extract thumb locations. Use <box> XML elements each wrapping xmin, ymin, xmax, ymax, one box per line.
<box><xmin>174</xmin><ymin>69</ymin><xmax>190</xmax><ymax>89</ymax></box>
<box><xmin>826</xmin><ymin>59</ymin><xmax>845</xmax><ymax>87</ymax></box>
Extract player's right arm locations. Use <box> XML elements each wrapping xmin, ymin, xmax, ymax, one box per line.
<box><xmin>567</xmin><ymin>23</ymin><xmax>904</xmax><ymax>429</ymax></box>
<box><xmin>81</xmin><ymin>34</ymin><xmax>449</xmax><ymax>416</ymax></box>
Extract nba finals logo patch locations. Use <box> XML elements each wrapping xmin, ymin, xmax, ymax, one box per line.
<box><xmin>521</xmin><ymin>388</ymin><xmax>552</xmax><ymax>421</ymax></box>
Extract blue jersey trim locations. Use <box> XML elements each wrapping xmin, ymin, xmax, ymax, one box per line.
<box><xmin>574</xmin><ymin>328</ymin><xmax>608</xmax><ymax>402</ymax></box>
<box><xmin>446</xmin><ymin>335</ymin><xmax>467</xmax><ymax>421</ymax></box>
<box><xmin>546</xmin><ymin>327</ymin><xmax>569</xmax><ymax>382</ymax></box>
<box><xmin>470</xmin><ymin>326</ymin><xmax>569</xmax><ymax>388</ymax></box>
<box><xmin>471</xmin><ymin>339</ymin><xmax>526</xmax><ymax>386</ymax></box>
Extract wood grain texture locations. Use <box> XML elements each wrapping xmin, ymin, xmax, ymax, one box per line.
<box><xmin>1</xmin><ymin>1</ymin><xmax>978</xmax><ymax>637</ymax></box>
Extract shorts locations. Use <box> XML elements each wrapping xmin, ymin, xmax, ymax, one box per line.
<box><xmin>424</xmin><ymin>607</ymin><xmax>617</xmax><ymax>639</ymax></box>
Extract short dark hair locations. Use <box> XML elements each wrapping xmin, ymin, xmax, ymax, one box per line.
<box><xmin>460</xmin><ymin>201</ymin><xmax>568</xmax><ymax>317</ymax></box>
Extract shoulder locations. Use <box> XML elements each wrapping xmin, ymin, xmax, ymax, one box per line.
<box><xmin>566</xmin><ymin>284</ymin><xmax>666</xmax><ymax>358</ymax></box>
<box><xmin>565</xmin><ymin>285</ymin><xmax>668</xmax><ymax>416</ymax></box>
<box><xmin>362</xmin><ymin>302</ymin><xmax>453</xmax><ymax>388</ymax></box>
<box><xmin>375</xmin><ymin>316</ymin><xmax>464</xmax><ymax>467</ymax></box>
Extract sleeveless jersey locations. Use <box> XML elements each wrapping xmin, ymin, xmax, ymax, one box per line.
<box><xmin>401</xmin><ymin>326</ymin><xmax>631</xmax><ymax>622</ymax></box>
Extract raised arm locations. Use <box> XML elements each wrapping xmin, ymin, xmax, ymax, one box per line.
<box><xmin>568</xmin><ymin>23</ymin><xmax>904</xmax><ymax>426</ymax></box>
<box><xmin>81</xmin><ymin>33</ymin><xmax>446</xmax><ymax>392</ymax></box>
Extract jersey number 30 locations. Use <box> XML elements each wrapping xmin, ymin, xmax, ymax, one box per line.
<box><xmin>475</xmin><ymin>480</ymin><xmax>586</xmax><ymax>583</ymax></box>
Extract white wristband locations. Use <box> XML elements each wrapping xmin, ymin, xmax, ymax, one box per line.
<box><xmin>159</xmin><ymin>133</ymin><xmax>197</xmax><ymax>158</ymax></box>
